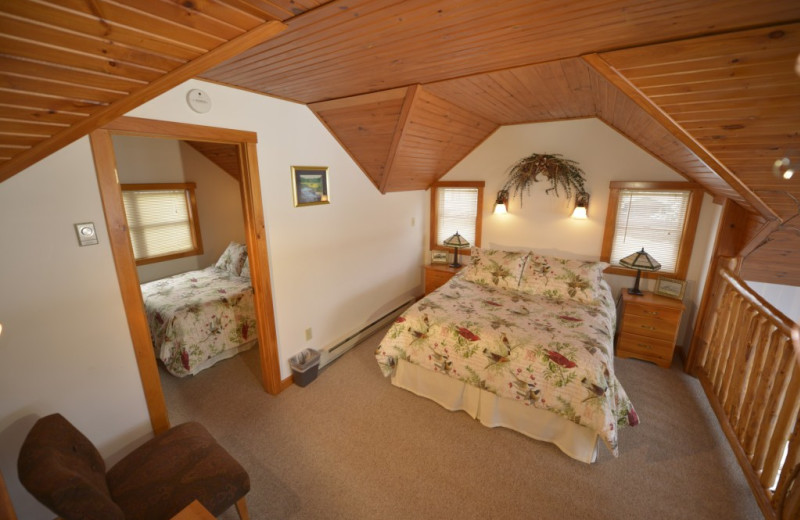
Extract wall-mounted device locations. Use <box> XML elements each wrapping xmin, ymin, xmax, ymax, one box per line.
<box><xmin>186</xmin><ymin>88</ymin><xmax>212</xmax><ymax>114</ymax></box>
<box><xmin>74</xmin><ymin>222</ymin><xmax>98</xmax><ymax>246</ymax></box>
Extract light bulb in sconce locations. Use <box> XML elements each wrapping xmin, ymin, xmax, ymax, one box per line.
<box><xmin>571</xmin><ymin>193</ymin><xmax>589</xmax><ymax>219</ymax></box>
<box><xmin>773</xmin><ymin>157</ymin><xmax>795</xmax><ymax>180</ymax></box>
<box><xmin>494</xmin><ymin>189</ymin><xmax>509</xmax><ymax>214</ymax></box>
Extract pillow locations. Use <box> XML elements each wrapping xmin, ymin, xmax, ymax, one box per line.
<box><xmin>519</xmin><ymin>252</ymin><xmax>608</xmax><ymax>303</ymax></box>
<box><xmin>215</xmin><ymin>242</ymin><xmax>248</xmax><ymax>276</ymax></box>
<box><xmin>240</xmin><ymin>257</ymin><xmax>250</xmax><ymax>278</ymax></box>
<box><xmin>460</xmin><ymin>247</ymin><xmax>529</xmax><ymax>289</ymax></box>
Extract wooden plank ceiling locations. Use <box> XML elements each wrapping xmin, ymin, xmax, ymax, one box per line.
<box><xmin>0</xmin><ymin>0</ymin><xmax>319</xmax><ymax>182</ymax></box>
<box><xmin>1</xmin><ymin>1</ymin><xmax>799</xmax><ymax>281</ymax></box>
<box><xmin>201</xmin><ymin>0</ymin><xmax>800</xmax><ymax>219</ymax></box>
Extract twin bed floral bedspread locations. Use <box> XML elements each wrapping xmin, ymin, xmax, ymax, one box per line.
<box><xmin>376</xmin><ymin>249</ymin><xmax>639</xmax><ymax>456</ymax></box>
<box><xmin>141</xmin><ymin>266</ymin><xmax>257</xmax><ymax>377</ymax></box>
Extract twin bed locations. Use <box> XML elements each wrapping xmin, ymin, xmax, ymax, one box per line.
<box><xmin>375</xmin><ymin>248</ymin><xmax>638</xmax><ymax>462</ymax></box>
<box><xmin>140</xmin><ymin>242</ymin><xmax>257</xmax><ymax>377</ymax></box>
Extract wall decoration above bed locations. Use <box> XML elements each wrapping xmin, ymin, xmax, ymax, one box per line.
<box><xmin>501</xmin><ymin>153</ymin><xmax>588</xmax><ymax>207</ymax></box>
<box><xmin>292</xmin><ymin>166</ymin><xmax>330</xmax><ymax>207</ymax></box>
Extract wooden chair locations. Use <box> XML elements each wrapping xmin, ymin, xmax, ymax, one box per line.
<box><xmin>17</xmin><ymin>414</ymin><xmax>250</xmax><ymax>520</ymax></box>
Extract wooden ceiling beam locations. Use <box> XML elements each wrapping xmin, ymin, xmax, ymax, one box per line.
<box><xmin>0</xmin><ymin>20</ymin><xmax>287</xmax><ymax>184</ymax></box>
<box><xmin>583</xmin><ymin>53</ymin><xmax>778</xmax><ymax>221</ymax></box>
<box><xmin>381</xmin><ymin>84</ymin><xmax>420</xmax><ymax>193</ymax></box>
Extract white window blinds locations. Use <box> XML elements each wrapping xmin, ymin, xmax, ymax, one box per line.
<box><xmin>609</xmin><ymin>189</ymin><xmax>691</xmax><ymax>274</ymax></box>
<box><xmin>436</xmin><ymin>187</ymin><xmax>478</xmax><ymax>246</ymax></box>
<box><xmin>122</xmin><ymin>188</ymin><xmax>195</xmax><ymax>261</ymax></box>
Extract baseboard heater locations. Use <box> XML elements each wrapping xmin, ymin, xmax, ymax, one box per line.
<box><xmin>318</xmin><ymin>298</ymin><xmax>415</xmax><ymax>369</ymax></box>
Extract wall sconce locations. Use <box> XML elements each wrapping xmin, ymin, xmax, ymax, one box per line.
<box><xmin>571</xmin><ymin>193</ymin><xmax>589</xmax><ymax>219</ymax></box>
<box><xmin>494</xmin><ymin>189</ymin><xmax>509</xmax><ymax>214</ymax></box>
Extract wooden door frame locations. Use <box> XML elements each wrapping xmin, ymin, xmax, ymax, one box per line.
<box><xmin>90</xmin><ymin>116</ymin><xmax>282</xmax><ymax>434</ymax></box>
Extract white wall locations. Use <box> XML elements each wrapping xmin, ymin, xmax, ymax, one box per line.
<box><xmin>123</xmin><ymin>79</ymin><xmax>425</xmax><ymax>375</ymax></box>
<box><xmin>437</xmin><ymin>118</ymin><xmax>720</xmax><ymax>352</ymax></box>
<box><xmin>0</xmin><ymin>79</ymin><xmax>425</xmax><ymax>518</ymax></box>
<box><xmin>0</xmin><ymin>139</ymin><xmax>153</xmax><ymax>519</ymax></box>
<box><xmin>746</xmin><ymin>281</ymin><xmax>800</xmax><ymax>322</ymax></box>
<box><xmin>112</xmin><ymin>136</ymin><xmax>247</xmax><ymax>282</ymax></box>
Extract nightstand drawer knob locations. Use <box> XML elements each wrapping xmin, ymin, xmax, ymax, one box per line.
<box><xmin>637</xmin><ymin>343</ymin><xmax>653</xmax><ymax>350</ymax></box>
<box><xmin>644</xmin><ymin>310</ymin><xmax>659</xmax><ymax>316</ymax></box>
<box><xmin>640</xmin><ymin>325</ymin><xmax>657</xmax><ymax>331</ymax></box>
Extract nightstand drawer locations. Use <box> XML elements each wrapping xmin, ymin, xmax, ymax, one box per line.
<box><xmin>616</xmin><ymin>290</ymin><xmax>684</xmax><ymax>369</ymax></box>
<box><xmin>621</xmin><ymin>313</ymin><xmax>680</xmax><ymax>342</ymax></box>
<box><xmin>617</xmin><ymin>333</ymin><xmax>674</xmax><ymax>366</ymax></box>
<box><xmin>625</xmin><ymin>302</ymin><xmax>682</xmax><ymax>323</ymax></box>
<box><xmin>424</xmin><ymin>264</ymin><xmax>462</xmax><ymax>295</ymax></box>
<box><xmin>425</xmin><ymin>272</ymin><xmax>450</xmax><ymax>294</ymax></box>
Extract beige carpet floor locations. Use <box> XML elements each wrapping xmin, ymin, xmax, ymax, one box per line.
<box><xmin>160</xmin><ymin>327</ymin><xmax>762</xmax><ymax>520</ymax></box>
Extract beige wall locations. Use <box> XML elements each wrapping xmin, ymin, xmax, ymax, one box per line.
<box><xmin>437</xmin><ymin>118</ymin><xmax>720</xmax><ymax>353</ymax></box>
<box><xmin>0</xmin><ymin>138</ymin><xmax>154</xmax><ymax>519</ymax></box>
<box><xmin>113</xmin><ymin>136</ymin><xmax>247</xmax><ymax>282</ymax></box>
<box><xmin>0</xmin><ymin>79</ymin><xmax>425</xmax><ymax>519</ymax></box>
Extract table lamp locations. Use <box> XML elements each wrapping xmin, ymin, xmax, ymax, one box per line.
<box><xmin>443</xmin><ymin>232</ymin><xmax>470</xmax><ymax>268</ymax></box>
<box><xmin>619</xmin><ymin>248</ymin><xmax>661</xmax><ymax>296</ymax></box>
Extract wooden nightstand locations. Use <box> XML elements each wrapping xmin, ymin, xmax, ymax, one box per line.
<box><xmin>616</xmin><ymin>290</ymin><xmax>684</xmax><ymax>368</ymax></box>
<box><xmin>424</xmin><ymin>264</ymin><xmax>462</xmax><ymax>295</ymax></box>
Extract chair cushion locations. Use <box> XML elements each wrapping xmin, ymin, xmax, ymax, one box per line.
<box><xmin>107</xmin><ymin>421</ymin><xmax>250</xmax><ymax>520</ymax></box>
<box><xmin>17</xmin><ymin>414</ymin><xmax>124</xmax><ymax>520</ymax></box>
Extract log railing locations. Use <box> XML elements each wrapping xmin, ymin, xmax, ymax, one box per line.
<box><xmin>693</xmin><ymin>258</ymin><xmax>799</xmax><ymax>520</ymax></box>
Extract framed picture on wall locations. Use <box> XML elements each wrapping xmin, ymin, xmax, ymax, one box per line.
<box><xmin>654</xmin><ymin>276</ymin><xmax>686</xmax><ymax>300</ymax></box>
<box><xmin>291</xmin><ymin>166</ymin><xmax>330</xmax><ymax>207</ymax></box>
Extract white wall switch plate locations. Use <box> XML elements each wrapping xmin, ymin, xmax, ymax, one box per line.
<box><xmin>74</xmin><ymin>222</ymin><xmax>98</xmax><ymax>246</ymax></box>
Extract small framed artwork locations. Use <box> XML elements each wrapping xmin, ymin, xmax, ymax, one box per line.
<box><xmin>655</xmin><ymin>276</ymin><xmax>686</xmax><ymax>300</ymax></box>
<box><xmin>431</xmin><ymin>251</ymin><xmax>448</xmax><ymax>264</ymax></box>
<box><xmin>291</xmin><ymin>166</ymin><xmax>330</xmax><ymax>207</ymax></box>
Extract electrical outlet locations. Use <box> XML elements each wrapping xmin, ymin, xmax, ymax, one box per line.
<box><xmin>411</xmin><ymin>217</ymin><xmax>416</xmax><ymax>227</ymax></box>
<box><xmin>305</xmin><ymin>328</ymin><xmax>312</xmax><ymax>341</ymax></box>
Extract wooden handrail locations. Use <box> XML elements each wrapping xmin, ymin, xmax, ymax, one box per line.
<box><xmin>694</xmin><ymin>261</ymin><xmax>799</xmax><ymax>520</ymax></box>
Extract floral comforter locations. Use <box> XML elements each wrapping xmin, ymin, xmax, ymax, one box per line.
<box><xmin>376</xmin><ymin>276</ymin><xmax>638</xmax><ymax>456</ymax></box>
<box><xmin>141</xmin><ymin>267</ymin><xmax>257</xmax><ymax>377</ymax></box>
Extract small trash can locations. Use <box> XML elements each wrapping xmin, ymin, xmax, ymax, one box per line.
<box><xmin>289</xmin><ymin>348</ymin><xmax>321</xmax><ymax>387</ymax></box>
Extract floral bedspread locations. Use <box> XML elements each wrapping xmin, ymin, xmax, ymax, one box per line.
<box><xmin>375</xmin><ymin>276</ymin><xmax>638</xmax><ymax>456</ymax></box>
<box><xmin>141</xmin><ymin>267</ymin><xmax>257</xmax><ymax>377</ymax></box>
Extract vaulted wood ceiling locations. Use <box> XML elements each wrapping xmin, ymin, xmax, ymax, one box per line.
<box><xmin>1</xmin><ymin>0</ymin><xmax>799</xmax><ymax>281</ymax></box>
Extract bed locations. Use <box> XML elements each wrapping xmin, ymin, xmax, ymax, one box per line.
<box><xmin>375</xmin><ymin>248</ymin><xmax>638</xmax><ymax>463</ymax></box>
<box><xmin>141</xmin><ymin>242</ymin><xmax>258</xmax><ymax>377</ymax></box>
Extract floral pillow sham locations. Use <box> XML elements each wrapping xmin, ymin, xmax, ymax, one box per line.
<box><xmin>215</xmin><ymin>241</ymin><xmax>248</xmax><ymax>276</ymax></box>
<box><xmin>519</xmin><ymin>253</ymin><xmax>608</xmax><ymax>303</ymax></box>
<box><xmin>460</xmin><ymin>247</ymin><xmax>529</xmax><ymax>290</ymax></box>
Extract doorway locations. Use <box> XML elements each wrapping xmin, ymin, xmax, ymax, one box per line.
<box><xmin>90</xmin><ymin>117</ymin><xmax>282</xmax><ymax>434</ymax></box>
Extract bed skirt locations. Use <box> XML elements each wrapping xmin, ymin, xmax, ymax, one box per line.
<box><xmin>391</xmin><ymin>359</ymin><xmax>599</xmax><ymax>463</ymax></box>
<box><xmin>185</xmin><ymin>339</ymin><xmax>258</xmax><ymax>376</ymax></box>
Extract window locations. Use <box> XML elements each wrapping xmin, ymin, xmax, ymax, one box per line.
<box><xmin>430</xmin><ymin>181</ymin><xmax>484</xmax><ymax>253</ymax></box>
<box><xmin>601</xmin><ymin>181</ymin><xmax>704</xmax><ymax>279</ymax></box>
<box><xmin>121</xmin><ymin>183</ymin><xmax>203</xmax><ymax>265</ymax></box>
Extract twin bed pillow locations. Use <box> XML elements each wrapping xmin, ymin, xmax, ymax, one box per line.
<box><xmin>215</xmin><ymin>241</ymin><xmax>248</xmax><ymax>276</ymax></box>
<box><xmin>461</xmin><ymin>247</ymin><xmax>608</xmax><ymax>303</ymax></box>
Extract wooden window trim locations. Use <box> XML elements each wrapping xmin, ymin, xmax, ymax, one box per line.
<box><xmin>429</xmin><ymin>181</ymin><xmax>485</xmax><ymax>254</ymax></box>
<box><xmin>120</xmin><ymin>182</ymin><xmax>204</xmax><ymax>266</ymax></box>
<box><xmin>601</xmin><ymin>181</ymin><xmax>704</xmax><ymax>280</ymax></box>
